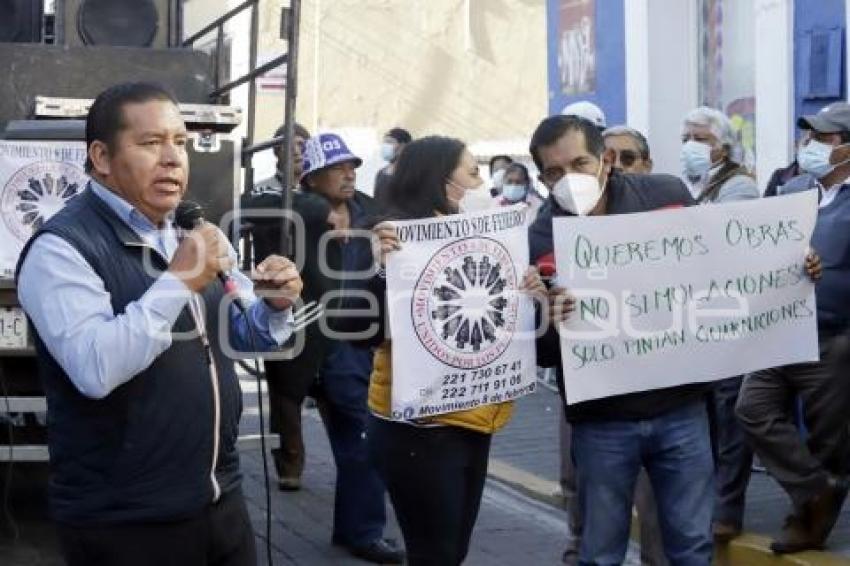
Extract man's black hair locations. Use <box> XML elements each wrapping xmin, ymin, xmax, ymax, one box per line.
<box><xmin>529</xmin><ymin>115</ymin><xmax>605</xmax><ymax>171</ymax></box>
<box><xmin>489</xmin><ymin>154</ymin><xmax>513</xmax><ymax>172</ymax></box>
<box><xmin>385</xmin><ymin>127</ymin><xmax>413</xmax><ymax>145</ymax></box>
<box><xmin>85</xmin><ymin>82</ymin><xmax>179</xmax><ymax>173</ymax></box>
<box><xmin>504</xmin><ymin>162</ymin><xmax>531</xmax><ymax>185</ymax></box>
<box><xmin>273</xmin><ymin>122</ymin><xmax>311</xmax><ymax>141</ymax></box>
<box><xmin>383</xmin><ymin>136</ymin><xmax>466</xmax><ymax>220</ymax></box>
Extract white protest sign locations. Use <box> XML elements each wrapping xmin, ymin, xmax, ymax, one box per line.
<box><xmin>385</xmin><ymin>205</ymin><xmax>536</xmax><ymax>420</ymax></box>
<box><xmin>553</xmin><ymin>190</ymin><xmax>819</xmax><ymax>404</ymax></box>
<box><xmin>0</xmin><ymin>141</ymin><xmax>87</xmax><ymax>279</ymax></box>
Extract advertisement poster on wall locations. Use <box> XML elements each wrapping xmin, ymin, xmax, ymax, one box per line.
<box><xmin>557</xmin><ymin>0</ymin><xmax>596</xmax><ymax>95</ymax></box>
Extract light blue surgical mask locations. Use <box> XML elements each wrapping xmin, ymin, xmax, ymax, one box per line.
<box><xmin>797</xmin><ymin>139</ymin><xmax>849</xmax><ymax>179</ymax></box>
<box><xmin>501</xmin><ymin>183</ymin><xmax>528</xmax><ymax>202</ymax></box>
<box><xmin>380</xmin><ymin>142</ymin><xmax>396</xmax><ymax>162</ymax></box>
<box><xmin>680</xmin><ymin>140</ymin><xmax>714</xmax><ymax>181</ymax></box>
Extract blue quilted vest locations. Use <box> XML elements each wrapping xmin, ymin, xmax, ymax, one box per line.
<box><xmin>16</xmin><ymin>188</ymin><xmax>242</xmax><ymax>526</ymax></box>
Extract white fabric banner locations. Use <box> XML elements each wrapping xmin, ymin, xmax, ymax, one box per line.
<box><xmin>0</xmin><ymin>141</ymin><xmax>87</xmax><ymax>278</ymax></box>
<box><xmin>553</xmin><ymin>191</ymin><xmax>820</xmax><ymax>404</ymax></box>
<box><xmin>385</xmin><ymin>205</ymin><xmax>536</xmax><ymax>420</ymax></box>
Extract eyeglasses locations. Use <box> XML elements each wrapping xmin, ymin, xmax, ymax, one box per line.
<box><xmin>614</xmin><ymin>149</ymin><xmax>641</xmax><ymax>168</ymax></box>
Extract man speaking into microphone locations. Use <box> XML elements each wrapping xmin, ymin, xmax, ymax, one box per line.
<box><xmin>15</xmin><ymin>82</ymin><xmax>303</xmax><ymax>566</ymax></box>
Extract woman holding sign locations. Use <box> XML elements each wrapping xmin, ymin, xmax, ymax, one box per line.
<box><xmin>358</xmin><ymin>136</ymin><xmax>546</xmax><ymax>565</ymax></box>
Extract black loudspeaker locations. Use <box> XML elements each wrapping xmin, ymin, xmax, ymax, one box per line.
<box><xmin>0</xmin><ymin>44</ymin><xmax>214</xmax><ymax>130</ymax></box>
<box><xmin>0</xmin><ymin>0</ymin><xmax>42</xmax><ymax>43</ymax></box>
<box><xmin>56</xmin><ymin>0</ymin><xmax>181</xmax><ymax>48</ymax></box>
<box><xmin>186</xmin><ymin>133</ymin><xmax>240</xmax><ymax>242</ymax></box>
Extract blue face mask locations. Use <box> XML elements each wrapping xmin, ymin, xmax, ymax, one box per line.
<box><xmin>501</xmin><ymin>183</ymin><xmax>528</xmax><ymax>202</ymax></box>
<box><xmin>380</xmin><ymin>142</ymin><xmax>396</xmax><ymax>162</ymax></box>
<box><xmin>680</xmin><ymin>140</ymin><xmax>714</xmax><ymax>181</ymax></box>
<box><xmin>797</xmin><ymin>139</ymin><xmax>849</xmax><ymax>179</ymax></box>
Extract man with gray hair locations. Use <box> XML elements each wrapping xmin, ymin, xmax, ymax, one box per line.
<box><xmin>679</xmin><ymin>106</ymin><xmax>759</xmax><ymax>545</ymax></box>
<box><xmin>680</xmin><ymin>106</ymin><xmax>758</xmax><ymax>203</ymax></box>
<box><xmin>602</xmin><ymin>125</ymin><xmax>653</xmax><ymax>174</ymax></box>
<box><xmin>605</xmin><ymin>124</ymin><xmax>668</xmax><ymax>566</ymax></box>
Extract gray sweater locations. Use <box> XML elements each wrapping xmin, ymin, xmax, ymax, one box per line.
<box><xmin>705</xmin><ymin>173</ymin><xmax>760</xmax><ymax>204</ymax></box>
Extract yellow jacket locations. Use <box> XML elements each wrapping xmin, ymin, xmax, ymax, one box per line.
<box><xmin>368</xmin><ymin>341</ymin><xmax>514</xmax><ymax>434</ymax></box>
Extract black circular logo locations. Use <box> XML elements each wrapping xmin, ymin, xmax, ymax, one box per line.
<box><xmin>411</xmin><ymin>237</ymin><xmax>519</xmax><ymax>369</ymax></box>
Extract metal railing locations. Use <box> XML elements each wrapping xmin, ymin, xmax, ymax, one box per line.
<box><xmin>184</xmin><ymin>0</ymin><xmax>303</xmax><ymax>259</ymax></box>
<box><xmin>182</xmin><ymin>0</ymin><xmax>257</xmax><ymax>48</ymax></box>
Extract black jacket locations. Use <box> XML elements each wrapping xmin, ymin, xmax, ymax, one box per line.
<box><xmin>530</xmin><ymin>171</ymin><xmax>709</xmax><ymax>422</ymax></box>
<box><xmin>241</xmin><ymin>188</ymin><xmax>377</xmax><ymax>398</ymax></box>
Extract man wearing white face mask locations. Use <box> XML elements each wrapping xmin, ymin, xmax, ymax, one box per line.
<box><xmin>680</xmin><ymin>107</ymin><xmax>759</xmax><ymax>204</ymax></box>
<box><xmin>736</xmin><ymin>102</ymin><xmax>850</xmax><ymax>554</ymax></box>
<box><xmin>528</xmin><ymin>114</ymin><xmax>716</xmax><ymax>565</ymax></box>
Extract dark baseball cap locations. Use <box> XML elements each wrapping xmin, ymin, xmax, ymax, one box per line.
<box><xmin>797</xmin><ymin>102</ymin><xmax>850</xmax><ymax>133</ymax></box>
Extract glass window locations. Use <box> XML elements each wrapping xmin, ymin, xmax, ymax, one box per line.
<box><xmin>699</xmin><ymin>0</ymin><xmax>756</xmax><ymax>169</ymax></box>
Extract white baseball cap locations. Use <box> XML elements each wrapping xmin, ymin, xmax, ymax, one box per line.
<box><xmin>561</xmin><ymin>101</ymin><xmax>607</xmax><ymax>129</ymax></box>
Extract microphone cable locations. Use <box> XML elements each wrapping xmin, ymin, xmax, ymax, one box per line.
<box><xmin>175</xmin><ymin>201</ymin><xmax>274</xmax><ymax>563</ymax></box>
<box><xmin>232</xmin><ymin>300</ymin><xmax>274</xmax><ymax>566</ymax></box>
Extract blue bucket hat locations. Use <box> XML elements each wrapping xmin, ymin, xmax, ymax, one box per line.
<box><xmin>300</xmin><ymin>133</ymin><xmax>363</xmax><ymax>181</ymax></box>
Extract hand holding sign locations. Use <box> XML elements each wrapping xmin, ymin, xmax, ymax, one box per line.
<box><xmin>805</xmin><ymin>249</ymin><xmax>822</xmax><ymax>281</ymax></box>
<box><xmin>548</xmin><ymin>286</ymin><xmax>577</xmax><ymax>325</ymax></box>
<box><xmin>519</xmin><ymin>267</ymin><xmax>547</xmax><ymax>302</ymax></box>
<box><xmin>372</xmin><ymin>221</ymin><xmax>401</xmax><ymax>267</ymax></box>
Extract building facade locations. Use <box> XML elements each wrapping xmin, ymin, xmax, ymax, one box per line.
<box><xmin>187</xmin><ymin>0</ymin><xmax>549</xmax><ymax>187</ymax></box>
<box><xmin>548</xmin><ymin>0</ymin><xmax>848</xmax><ymax>188</ymax></box>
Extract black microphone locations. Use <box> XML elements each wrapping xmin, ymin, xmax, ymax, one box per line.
<box><xmin>174</xmin><ymin>200</ymin><xmax>248</xmax><ymax>311</ymax></box>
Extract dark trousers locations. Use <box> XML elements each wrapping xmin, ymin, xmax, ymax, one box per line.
<box><xmin>709</xmin><ymin>376</ymin><xmax>753</xmax><ymax>527</ymax></box>
<box><xmin>736</xmin><ymin>334</ymin><xmax>850</xmax><ymax>508</ymax></box>
<box><xmin>56</xmin><ymin>488</ymin><xmax>256</xmax><ymax>566</ymax></box>
<box><xmin>317</xmin><ymin>345</ymin><xmax>387</xmax><ymax>546</ymax></box>
<box><xmin>368</xmin><ymin>416</ymin><xmax>491</xmax><ymax>566</ymax></box>
<box><xmin>268</xmin><ymin>390</ymin><xmax>305</xmax><ymax>480</ymax></box>
<box><xmin>266</xmin><ymin>363</ymin><xmax>306</xmax><ymax>481</ymax></box>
